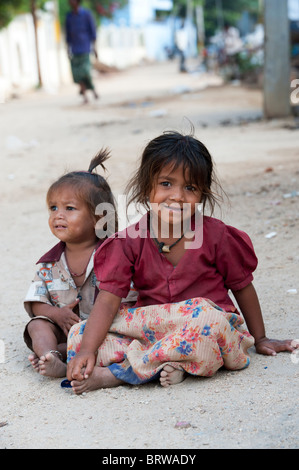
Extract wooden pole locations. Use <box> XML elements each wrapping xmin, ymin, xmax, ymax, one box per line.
<box><xmin>263</xmin><ymin>0</ymin><xmax>291</xmax><ymax>118</ymax></box>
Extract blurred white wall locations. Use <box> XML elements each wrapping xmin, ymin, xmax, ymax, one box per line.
<box><xmin>0</xmin><ymin>11</ymin><xmax>71</xmax><ymax>100</ymax></box>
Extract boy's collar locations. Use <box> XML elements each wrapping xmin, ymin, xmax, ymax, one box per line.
<box><xmin>36</xmin><ymin>239</ymin><xmax>102</xmax><ymax>264</ymax></box>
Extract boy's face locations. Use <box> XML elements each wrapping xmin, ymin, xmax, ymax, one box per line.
<box><xmin>149</xmin><ymin>162</ymin><xmax>202</xmax><ymax>235</ymax></box>
<box><xmin>69</xmin><ymin>0</ymin><xmax>79</xmax><ymax>10</ymax></box>
<box><xmin>47</xmin><ymin>186</ymin><xmax>96</xmax><ymax>245</ymax></box>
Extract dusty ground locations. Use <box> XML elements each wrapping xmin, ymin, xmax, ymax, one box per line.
<box><xmin>0</xmin><ymin>60</ymin><xmax>298</xmax><ymax>450</ymax></box>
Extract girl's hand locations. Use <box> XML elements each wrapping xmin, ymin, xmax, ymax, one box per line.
<box><xmin>255</xmin><ymin>337</ymin><xmax>299</xmax><ymax>356</ymax></box>
<box><xmin>67</xmin><ymin>351</ymin><xmax>96</xmax><ymax>381</ymax></box>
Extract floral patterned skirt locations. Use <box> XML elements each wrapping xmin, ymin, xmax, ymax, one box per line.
<box><xmin>67</xmin><ymin>297</ymin><xmax>255</xmax><ymax>385</ymax></box>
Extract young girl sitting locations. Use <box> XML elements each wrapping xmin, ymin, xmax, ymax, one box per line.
<box><xmin>24</xmin><ymin>150</ymin><xmax>136</xmax><ymax>378</ymax></box>
<box><xmin>67</xmin><ymin>131</ymin><xmax>298</xmax><ymax>394</ymax></box>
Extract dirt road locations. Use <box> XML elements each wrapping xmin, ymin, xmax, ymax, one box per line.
<box><xmin>0</xmin><ymin>60</ymin><xmax>298</xmax><ymax>450</ymax></box>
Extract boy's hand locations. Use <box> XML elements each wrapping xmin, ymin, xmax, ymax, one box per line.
<box><xmin>255</xmin><ymin>337</ymin><xmax>299</xmax><ymax>356</ymax></box>
<box><xmin>54</xmin><ymin>299</ymin><xmax>80</xmax><ymax>337</ymax></box>
<box><xmin>67</xmin><ymin>352</ymin><xmax>96</xmax><ymax>381</ymax></box>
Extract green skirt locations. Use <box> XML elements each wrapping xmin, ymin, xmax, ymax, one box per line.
<box><xmin>70</xmin><ymin>53</ymin><xmax>94</xmax><ymax>90</ymax></box>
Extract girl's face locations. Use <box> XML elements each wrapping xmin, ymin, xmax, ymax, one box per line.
<box><xmin>149</xmin><ymin>163</ymin><xmax>202</xmax><ymax>233</ymax></box>
<box><xmin>48</xmin><ymin>186</ymin><xmax>96</xmax><ymax>245</ymax></box>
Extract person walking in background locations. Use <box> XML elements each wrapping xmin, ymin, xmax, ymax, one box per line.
<box><xmin>66</xmin><ymin>0</ymin><xmax>99</xmax><ymax>103</ymax></box>
<box><xmin>175</xmin><ymin>21</ymin><xmax>188</xmax><ymax>73</ymax></box>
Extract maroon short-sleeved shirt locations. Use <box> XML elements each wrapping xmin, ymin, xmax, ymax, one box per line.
<box><xmin>94</xmin><ymin>214</ymin><xmax>258</xmax><ymax>312</ymax></box>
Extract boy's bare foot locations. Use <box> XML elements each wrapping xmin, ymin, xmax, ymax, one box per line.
<box><xmin>160</xmin><ymin>365</ymin><xmax>186</xmax><ymax>388</ymax></box>
<box><xmin>71</xmin><ymin>366</ymin><xmax>123</xmax><ymax>394</ymax></box>
<box><xmin>38</xmin><ymin>352</ymin><xmax>66</xmax><ymax>378</ymax></box>
<box><xmin>28</xmin><ymin>353</ymin><xmax>40</xmax><ymax>372</ymax></box>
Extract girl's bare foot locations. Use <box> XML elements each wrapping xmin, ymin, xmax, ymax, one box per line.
<box><xmin>38</xmin><ymin>352</ymin><xmax>66</xmax><ymax>378</ymax></box>
<box><xmin>28</xmin><ymin>353</ymin><xmax>40</xmax><ymax>372</ymax></box>
<box><xmin>160</xmin><ymin>365</ymin><xmax>186</xmax><ymax>388</ymax></box>
<box><xmin>71</xmin><ymin>366</ymin><xmax>123</xmax><ymax>395</ymax></box>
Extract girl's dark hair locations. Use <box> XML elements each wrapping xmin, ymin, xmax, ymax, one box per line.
<box><xmin>47</xmin><ymin>148</ymin><xmax>117</xmax><ymax>239</ymax></box>
<box><xmin>126</xmin><ymin>130</ymin><xmax>225</xmax><ymax>215</ymax></box>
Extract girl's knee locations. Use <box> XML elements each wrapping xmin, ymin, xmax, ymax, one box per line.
<box><xmin>68</xmin><ymin>320</ymin><xmax>86</xmax><ymax>339</ymax></box>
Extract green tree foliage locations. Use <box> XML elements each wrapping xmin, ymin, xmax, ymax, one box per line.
<box><xmin>0</xmin><ymin>1</ymin><xmax>128</xmax><ymax>30</ymax></box>
<box><xmin>205</xmin><ymin>0</ymin><xmax>259</xmax><ymax>37</ymax></box>
<box><xmin>0</xmin><ymin>0</ymin><xmax>51</xmax><ymax>29</ymax></box>
<box><xmin>58</xmin><ymin>0</ymin><xmax>128</xmax><ymax>28</ymax></box>
<box><xmin>0</xmin><ymin>0</ymin><xmax>27</xmax><ymax>29</ymax></box>
<box><xmin>172</xmin><ymin>0</ymin><xmax>260</xmax><ymax>37</ymax></box>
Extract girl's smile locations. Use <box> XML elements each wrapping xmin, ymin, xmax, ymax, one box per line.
<box><xmin>160</xmin><ymin>203</ymin><xmax>183</xmax><ymax>211</ymax></box>
<box><xmin>149</xmin><ymin>163</ymin><xmax>202</xmax><ymax>235</ymax></box>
